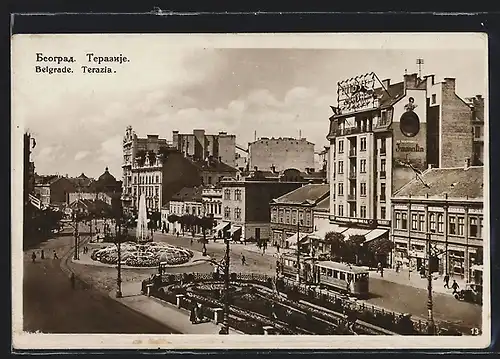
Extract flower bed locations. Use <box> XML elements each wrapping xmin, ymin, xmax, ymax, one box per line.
<box><xmin>90</xmin><ymin>241</ymin><xmax>194</xmax><ymax>267</ymax></box>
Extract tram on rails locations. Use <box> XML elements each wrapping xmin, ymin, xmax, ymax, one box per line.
<box><xmin>278</xmin><ymin>253</ymin><xmax>370</xmax><ymax>298</ymax></box>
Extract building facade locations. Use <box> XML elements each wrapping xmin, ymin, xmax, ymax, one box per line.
<box><xmin>248</xmin><ymin>137</ymin><xmax>315</xmax><ymax>173</ymax></box>
<box><xmin>34</xmin><ymin>175</ymin><xmax>76</xmax><ymax>206</ymax></box>
<box><xmin>172</xmin><ymin>129</ymin><xmax>236</xmax><ymax>168</ymax></box>
<box><xmin>269</xmin><ymin>184</ymin><xmax>330</xmax><ymax>249</ymax></box>
<box><xmin>464</xmin><ymin>95</ymin><xmax>485</xmax><ymax>166</ymax></box>
<box><xmin>391</xmin><ymin>164</ymin><xmax>484</xmax><ymax>282</ymax></box>
<box><xmin>202</xmin><ymin>186</ymin><xmax>223</xmax><ymax>223</ymax></box>
<box><xmin>122</xmin><ymin>126</ymin><xmax>169</xmax><ymax>211</ymax></box>
<box><xmin>221</xmin><ymin>169</ymin><xmax>307</xmax><ymax>242</ymax></box>
<box><xmin>322</xmin><ymin>72</ymin><xmax>482</xmax><ymax>264</ymax></box>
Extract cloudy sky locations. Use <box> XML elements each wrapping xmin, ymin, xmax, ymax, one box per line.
<box><xmin>13</xmin><ymin>34</ymin><xmax>487</xmax><ymax>179</ymax></box>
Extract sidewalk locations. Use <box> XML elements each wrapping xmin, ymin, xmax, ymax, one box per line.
<box><xmin>110</xmin><ymin>281</ymin><xmax>241</xmax><ymax>335</ymax></box>
<box><xmin>363</xmin><ymin>267</ymin><xmax>467</xmax><ymax>296</ymax></box>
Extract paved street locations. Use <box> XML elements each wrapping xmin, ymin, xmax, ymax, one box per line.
<box><xmin>153</xmin><ymin>232</ymin><xmax>482</xmax><ymax>333</ymax></box>
<box><xmin>23</xmin><ymin>235</ymin><xmax>178</xmax><ymax>334</ymax></box>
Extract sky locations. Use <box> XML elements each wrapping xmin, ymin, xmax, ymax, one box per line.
<box><xmin>13</xmin><ymin>34</ymin><xmax>487</xmax><ymax>179</ymax></box>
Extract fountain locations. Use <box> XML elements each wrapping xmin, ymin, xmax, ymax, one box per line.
<box><xmin>90</xmin><ymin>193</ymin><xmax>195</xmax><ymax>267</ymax></box>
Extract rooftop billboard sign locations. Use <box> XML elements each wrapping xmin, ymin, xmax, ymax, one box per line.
<box><xmin>336</xmin><ymin>72</ymin><xmax>379</xmax><ymax>115</ymax></box>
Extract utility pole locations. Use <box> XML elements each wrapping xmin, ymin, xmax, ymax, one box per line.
<box><xmin>426</xmin><ymin>234</ymin><xmax>435</xmax><ymax>335</ymax></box>
<box><xmin>73</xmin><ymin>211</ymin><xmax>79</xmax><ymax>260</ymax></box>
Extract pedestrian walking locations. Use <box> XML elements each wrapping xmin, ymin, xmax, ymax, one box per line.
<box><xmin>197</xmin><ymin>303</ymin><xmax>204</xmax><ymax>323</ymax></box>
<box><xmin>241</xmin><ymin>255</ymin><xmax>246</xmax><ymax>266</ymax></box>
<box><xmin>451</xmin><ymin>280</ymin><xmax>460</xmax><ymax>295</ymax></box>
<box><xmin>190</xmin><ymin>301</ymin><xmax>198</xmax><ymax>324</ymax></box>
<box><xmin>380</xmin><ymin>266</ymin><xmax>384</xmax><ymax>278</ymax></box>
<box><xmin>395</xmin><ymin>262</ymin><xmax>400</xmax><ymax>273</ymax></box>
<box><xmin>31</xmin><ymin>252</ymin><xmax>36</xmax><ymax>263</ymax></box>
<box><xmin>444</xmin><ymin>274</ymin><xmax>450</xmax><ymax>289</ymax></box>
<box><xmin>276</xmin><ymin>244</ymin><xmax>280</xmax><ymax>253</ymax></box>
<box><xmin>41</xmin><ymin>249</ymin><xmax>45</xmax><ymax>259</ymax></box>
<box><xmin>377</xmin><ymin>262</ymin><xmax>382</xmax><ymax>274</ymax></box>
<box><xmin>70</xmin><ymin>273</ymin><xmax>76</xmax><ymax>289</ymax></box>
<box><xmin>53</xmin><ymin>250</ymin><xmax>58</xmax><ymax>259</ymax></box>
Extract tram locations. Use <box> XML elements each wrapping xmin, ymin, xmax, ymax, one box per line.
<box><xmin>278</xmin><ymin>253</ymin><xmax>370</xmax><ymax>298</ymax></box>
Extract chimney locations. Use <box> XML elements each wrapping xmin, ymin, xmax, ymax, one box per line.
<box><xmin>464</xmin><ymin>158</ymin><xmax>471</xmax><ymax>170</ymax></box>
<box><xmin>403</xmin><ymin>73</ymin><xmax>418</xmax><ymax>91</ymax></box>
<box><xmin>424</xmin><ymin>74</ymin><xmax>435</xmax><ymax>85</ymax></box>
<box><xmin>254</xmin><ymin>166</ymin><xmax>258</xmax><ymax>171</ymax></box>
<box><xmin>443</xmin><ymin>77</ymin><xmax>456</xmax><ymax>93</ymax></box>
<box><xmin>65</xmin><ymin>174</ymin><xmax>68</xmax><ymax>178</ymax></box>
<box><xmin>382</xmin><ymin>78</ymin><xmax>390</xmax><ymax>89</ymax></box>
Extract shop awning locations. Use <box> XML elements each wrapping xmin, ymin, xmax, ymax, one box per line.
<box><xmin>286</xmin><ymin>232</ymin><xmax>309</xmax><ymax>246</ymax></box>
<box><xmin>229</xmin><ymin>226</ymin><xmax>242</xmax><ymax>235</ymax></box>
<box><xmin>308</xmin><ymin>223</ymin><xmax>345</xmax><ymax>240</ymax></box>
<box><xmin>341</xmin><ymin>227</ymin><xmax>371</xmax><ymax>239</ymax></box>
<box><xmin>214</xmin><ymin>221</ymin><xmax>230</xmax><ymax>232</ymax></box>
<box><xmin>364</xmin><ymin>229</ymin><xmax>389</xmax><ymax>243</ymax></box>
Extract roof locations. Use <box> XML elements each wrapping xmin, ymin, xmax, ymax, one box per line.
<box><xmin>97</xmin><ymin>167</ymin><xmax>117</xmax><ymax>183</ymax></box>
<box><xmin>394</xmin><ymin>166</ymin><xmax>484</xmax><ymax>199</ymax></box>
<box><xmin>272</xmin><ymin>184</ymin><xmax>329</xmax><ymax>205</ymax></box>
<box><xmin>191</xmin><ymin>158</ymin><xmax>237</xmax><ymax>173</ymax></box>
<box><xmin>314</xmin><ymin>196</ymin><xmax>330</xmax><ymax>212</ymax></box>
<box><xmin>171</xmin><ymin>186</ymin><xmax>203</xmax><ymax>202</ymax></box>
<box><xmin>375</xmin><ymin>81</ymin><xmax>405</xmax><ymax>108</ymax></box>
<box><xmin>35</xmin><ymin>175</ymin><xmax>60</xmax><ymax>185</ymax></box>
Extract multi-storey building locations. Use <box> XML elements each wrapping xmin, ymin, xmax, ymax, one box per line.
<box><xmin>172</xmin><ymin>129</ymin><xmax>236</xmax><ymax>168</ymax></box>
<box><xmin>323</xmin><ymin>71</ymin><xmax>483</xmax><ymax>264</ymax></box>
<box><xmin>391</xmin><ymin>163</ymin><xmax>484</xmax><ymax>283</ymax></box>
<box><xmin>220</xmin><ymin>169</ymin><xmax>307</xmax><ymax>242</ymax></box>
<box><xmin>122</xmin><ymin>126</ymin><xmax>169</xmax><ymax>211</ymax></box>
<box><xmin>202</xmin><ymin>185</ymin><xmax>223</xmax><ymax>223</ymax></box>
<box><xmin>34</xmin><ymin>175</ymin><xmax>76</xmax><ymax>207</ymax></box>
<box><xmin>464</xmin><ymin>95</ymin><xmax>485</xmax><ymax>166</ymax></box>
<box><xmin>269</xmin><ymin>184</ymin><xmax>329</xmax><ymax>249</ymax></box>
<box><xmin>248</xmin><ymin>137</ymin><xmax>315</xmax><ymax>173</ymax></box>
<box><xmin>165</xmin><ymin>186</ymin><xmax>204</xmax><ymax>234</ymax></box>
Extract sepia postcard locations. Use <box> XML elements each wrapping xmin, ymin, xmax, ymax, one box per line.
<box><xmin>12</xmin><ymin>33</ymin><xmax>490</xmax><ymax>350</ymax></box>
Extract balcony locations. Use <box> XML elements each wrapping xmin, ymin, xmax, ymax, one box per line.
<box><xmin>349</xmin><ymin>149</ymin><xmax>357</xmax><ymax>157</ymax></box>
<box><xmin>380</xmin><ymin>170</ymin><xmax>386</xmax><ymax>179</ymax></box>
<box><xmin>335</xmin><ymin>127</ymin><xmax>362</xmax><ymax>136</ymax></box>
<box><xmin>348</xmin><ymin>172</ymin><xmax>357</xmax><ymax>180</ymax></box>
<box><xmin>347</xmin><ymin>194</ymin><xmax>356</xmax><ymax>201</ymax></box>
<box><xmin>379</xmin><ymin>195</ymin><xmax>387</xmax><ymax>203</ymax></box>
<box><xmin>379</xmin><ymin>148</ymin><xmax>387</xmax><ymax>156</ymax></box>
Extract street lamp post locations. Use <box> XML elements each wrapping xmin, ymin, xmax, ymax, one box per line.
<box><xmin>73</xmin><ymin>209</ymin><xmax>80</xmax><ymax>260</ymax></box>
<box><xmin>426</xmin><ymin>234</ymin><xmax>435</xmax><ymax>335</ymax></box>
<box><xmin>222</xmin><ymin>237</ymin><xmax>230</xmax><ymax>334</ymax></box>
<box><xmin>115</xmin><ymin>217</ymin><xmax>123</xmax><ymax>298</ymax></box>
<box><xmin>296</xmin><ymin>219</ymin><xmax>303</xmax><ymax>283</ymax></box>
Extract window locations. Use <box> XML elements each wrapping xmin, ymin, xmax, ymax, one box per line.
<box><xmin>380</xmin><ymin>184</ymin><xmax>386</xmax><ymax>201</ymax></box>
<box><xmin>380</xmin><ymin>138</ymin><xmax>386</xmax><ymax>154</ymax></box>
<box><xmin>299</xmin><ymin>210</ymin><xmax>304</xmax><ymax>223</ymax></box>
<box><xmin>133</xmin><ymin>176</ymin><xmax>137</xmax><ymax>184</ymax></box>
<box><xmin>381</xmin><ymin>159</ymin><xmax>386</xmax><ymax>172</ymax></box>
<box><xmin>360</xmin><ymin>138</ymin><xmax>367</xmax><ymax>151</ymax></box>
<box><xmin>395</xmin><ymin>212</ymin><xmax>401</xmax><ymax>228</ymax></box>
<box><xmin>474</xmin><ymin>126</ymin><xmax>482</xmax><ymax>139</ymax></box>
<box><xmin>224</xmin><ymin>189</ymin><xmax>231</xmax><ymax>200</ymax></box>
<box><xmin>429</xmin><ymin>213</ymin><xmax>436</xmax><ymax>232</ymax></box>
<box><xmin>380</xmin><ymin>207</ymin><xmax>386</xmax><ymax>219</ymax></box>
<box><xmin>279</xmin><ymin>209</ymin><xmax>284</xmax><ymax>223</ymax></box>
<box><xmin>271</xmin><ymin>208</ymin><xmax>277</xmax><ymax>223</ymax></box>
<box><xmin>412</xmin><ymin>213</ymin><xmax>418</xmax><ymax>230</ymax></box>
<box><xmin>305</xmin><ymin>211</ymin><xmax>311</xmax><ymax>226</ymax></box>
<box><xmin>437</xmin><ymin>213</ymin><xmax>444</xmax><ymax>233</ymax></box>
<box><xmin>458</xmin><ymin>216</ymin><xmax>465</xmax><ymax>235</ymax></box>
<box><xmin>360</xmin><ymin>206</ymin><xmax>367</xmax><ymax>218</ymax></box>
<box><xmin>402</xmin><ymin>212</ymin><xmax>408</xmax><ymax>229</ymax></box>
<box><xmin>338</xmin><ymin>140</ymin><xmax>344</xmax><ymax>153</ymax></box>
<box><xmin>338</xmin><ymin>161</ymin><xmax>344</xmax><ymax>174</ymax></box>
<box><xmin>470</xmin><ymin>217</ymin><xmax>478</xmax><ymax>237</ymax></box>
<box><xmin>155</xmin><ymin>186</ymin><xmax>159</xmax><ymax>196</ymax></box>
<box><xmin>360</xmin><ymin>159</ymin><xmax>366</xmax><ymax>173</ymax></box>
<box><xmin>449</xmin><ymin>215</ymin><xmax>457</xmax><ymax>235</ymax></box>
<box><xmin>431</xmin><ymin>94</ymin><xmax>436</xmax><ymax>104</ymax></box>
<box><xmin>380</xmin><ymin>111</ymin><xmax>388</xmax><ymax>125</ymax></box>
<box><xmin>156</xmin><ymin>175</ymin><xmax>159</xmax><ymax>183</ymax></box>
<box><xmin>338</xmin><ymin>205</ymin><xmax>344</xmax><ymax>217</ymax></box>
<box><xmin>292</xmin><ymin>210</ymin><xmax>297</xmax><ymax>225</ymax></box>
<box><xmin>479</xmin><ymin>217</ymin><xmax>483</xmax><ymax>237</ymax></box>
<box><xmin>418</xmin><ymin>213</ymin><xmax>425</xmax><ymax>232</ymax></box>
<box><xmin>338</xmin><ymin>183</ymin><xmax>344</xmax><ymax>196</ymax></box>
<box><xmin>207</xmin><ymin>176</ymin><xmax>212</xmax><ymax>185</ymax></box>
<box><xmin>235</xmin><ymin>189</ymin><xmax>242</xmax><ymax>201</ymax></box>
<box><xmin>224</xmin><ymin>206</ymin><xmax>231</xmax><ymax>219</ymax></box>
<box><xmin>235</xmin><ymin>208</ymin><xmax>242</xmax><ymax>220</ymax></box>
<box><xmin>285</xmin><ymin>209</ymin><xmax>291</xmax><ymax>224</ymax></box>
<box><xmin>360</xmin><ymin>183</ymin><xmax>367</xmax><ymax>196</ymax></box>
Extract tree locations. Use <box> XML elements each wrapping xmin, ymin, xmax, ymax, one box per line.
<box><xmin>197</xmin><ymin>216</ymin><xmax>215</xmax><ymax>256</ymax></box>
<box><xmin>345</xmin><ymin>234</ymin><xmax>366</xmax><ymax>264</ymax></box>
<box><xmin>167</xmin><ymin>214</ymin><xmax>179</xmax><ymax>224</ymax></box>
<box><xmin>366</xmin><ymin>237</ymin><xmax>394</xmax><ymax>266</ymax></box>
<box><xmin>324</xmin><ymin>231</ymin><xmax>345</xmax><ymax>261</ymax></box>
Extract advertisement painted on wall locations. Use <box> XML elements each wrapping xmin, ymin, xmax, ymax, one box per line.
<box><xmin>391</xmin><ymin>89</ymin><xmax>428</xmax><ymax>192</ymax></box>
<box><xmin>337</xmin><ymin>72</ymin><xmax>379</xmax><ymax>114</ymax></box>
<box><xmin>391</xmin><ymin>89</ymin><xmax>428</xmax><ymax>170</ymax></box>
